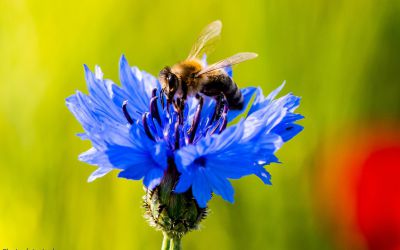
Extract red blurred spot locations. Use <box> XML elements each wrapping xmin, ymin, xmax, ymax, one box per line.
<box><xmin>356</xmin><ymin>145</ymin><xmax>400</xmax><ymax>250</ymax></box>
<box><xmin>317</xmin><ymin>123</ymin><xmax>400</xmax><ymax>250</ymax></box>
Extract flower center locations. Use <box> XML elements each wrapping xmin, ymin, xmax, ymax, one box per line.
<box><xmin>121</xmin><ymin>88</ymin><xmax>230</xmax><ymax>149</ymax></box>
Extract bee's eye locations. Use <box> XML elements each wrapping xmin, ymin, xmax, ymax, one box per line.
<box><xmin>167</xmin><ymin>73</ymin><xmax>178</xmax><ymax>89</ymax></box>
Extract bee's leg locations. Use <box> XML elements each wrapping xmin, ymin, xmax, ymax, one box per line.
<box><xmin>208</xmin><ymin>99</ymin><xmax>228</xmax><ymax>135</ymax></box>
<box><xmin>176</xmin><ymin>98</ymin><xmax>186</xmax><ymax>125</ymax></box>
<box><xmin>172</xmin><ymin>99</ymin><xmax>179</xmax><ymax>112</ymax></box>
<box><xmin>173</xmin><ymin>98</ymin><xmax>186</xmax><ymax>149</ymax></box>
<box><xmin>210</xmin><ymin>93</ymin><xmax>225</xmax><ymax>123</ymax></box>
<box><xmin>174</xmin><ymin>118</ymin><xmax>180</xmax><ymax>149</ymax></box>
<box><xmin>160</xmin><ymin>89</ymin><xmax>165</xmax><ymax>109</ymax></box>
<box><xmin>171</xmin><ymin>98</ymin><xmax>184</xmax><ymax>124</ymax></box>
<box><xmin>219</xmin><ymin>101</ymin><xmax>229</xmax><ymax>133</ymax></box>
<box><xmin>181</xmin><ymin>81</ymin><xmax>188</xmax><ymax>101</ymax></box>
<box><xmin>166</xmin><ymin>99</ymin><xmax>170</xmax><ymax>113</ymax></box>
<box><xmin>177</xmin><ymin>98</ymin><xmax>184</xmax><ymax>110</ymax></box>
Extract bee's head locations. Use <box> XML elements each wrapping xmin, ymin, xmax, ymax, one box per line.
<box><xmin>159</xmin><ymin>66</ymin><xmax>179</xmax><ymax>101</ymax></box>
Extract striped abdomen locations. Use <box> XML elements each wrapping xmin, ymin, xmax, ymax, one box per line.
<box><xmin>200</xmin><ymin>73</ymin><xmax>244</xmax><ymax>110</ymax></box>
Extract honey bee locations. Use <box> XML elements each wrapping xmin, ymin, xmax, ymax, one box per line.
<box><xmin>159</xmin><ymin>20</ymin><xmax>257</xmax><ymax>110</ymax></box>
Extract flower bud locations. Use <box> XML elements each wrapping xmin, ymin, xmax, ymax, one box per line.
<box><xmin>143</xmin><ymin>161</ymin><xmax>208</xmax><ymax>239</ymax></box>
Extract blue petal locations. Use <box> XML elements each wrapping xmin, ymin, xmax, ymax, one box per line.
<box><xmin>66</xmin><ymin>93</ymin><xmax>95</xmax><ymax>132</ymax></box>
<box><xmin>271</xmin><ymin>123</ymin><xmax>304</xmax><ymax>142</ymax></box>
<box><xmin>105</xmin><ymin>123</ymin><xmax>167</xmax><ymax>185</ymax></box>
<box><xmin>243</xmin><ymin>90</ymin><xmax>303</xmax><ymax>143</ymax></box>
<box><xmin>227</xmin><ymin>87</ymin><xmax>257</xmax><ymax>122</ymax></box>
<box><xmin>224</xmin><ymin>66</ymin><xmax>233</xmax><ymax>78</ymax></box>
<box><xmin>192</xmin><ymin>169</ymin><xmax>212</xmax><ymax>208</ymax></box>
<box><xmin>205</xmin><ymin>169</ymin><xmax>234</xmax><ymax>203</ymax></box>
<box><xmin>248</xmin><ymin>82</ymin><xmax>285</xmax><ymax>115</ymax></box>
<box><xmin>205</xmin><ymin>161</ymin><xmax>257</xmax><ymax>179</ymax></box>
<box><xmin>255</xmin><ymin>168</ymin><xmax>272</xmax><ymax>185</ymax></box>
<box><xmin>265</xmin><ymin>81</ymin><xmax>285</xmax><ymax>103</ymax></box>
<box><xmin>150</xmin><ymin>142</ymin><xmax>168</xmax><ymax>170</ymax></box>
<box><xmin>76</xmin><ymin>132</ymin><xmax>89</xmax><ymax>140</ymax></box>
<box><xmin>84</xmin><ymin>64</ymin><xmax>109</xmax><ymax>102</ymax></box>
<box><xmin>79</xmin><ymin>147</ymin><xmax>108</xmax><ymax>165</ymax></box>
<box><xmin>141</xmin><ymin>70</ymin><xmax>162</xmax><ymax>96</ymax></box>
<box><xmin>265</xmin><ymin>154</ymin><xmax>280</xmax><ymax>164</ymax></box>
<box><xmin>66</xmin><ymin>87</ymin><xmax>132</xmax><ymax>149</ymax></box>
<box><xmin>118</xmin><ymin>167</ymin><xmax>149</xmax><ymax>180</ymax></box>
<box><xmin>174</xmin><ymin>173</ymin><xmax>194</xmax><ymax>193</ymax></box>
<box><xmin>175</xmin><ymin>145</ymin><xmax>200</xmax><ymax>172</ymax></box>
<box><xmin>242</xmin><ymin>102</ymin><xmax>287</xmax><ymax>141</ymax></box>
<box><xmin>200</xmin><ymin>120</ymin><xmax>245</xmax><ymax>153</ymax></box>
<box><xmin>94</xmin><ymin>65</ymin><xmax>104</xmax><ymax>79</ymax></box>
<box><xmin>110</xmin><ymin>85</ymin><xmax>142</xmax><ymax>121</ymax></box>
<box><xmin>256</xmin><ymin>133</ymin><xmax>284</xmax><ymax>153</ymax></box>
<box><xmin>107</xmin><ymin>145</ymin><xmax>153</xmax><ymax>170</ymax></box>
<box><xmin>281</xmin><ymin>113</ymin><xmax>304</xmax><ymax>124</ymax></box>
<box><xmin>282</xmin><ymin>94</ymin><xmax>301</xmax><ymax>112</ymax></box>
<box><xmin>119</xmin><ymin>55</ymin><xmax>150</xmax><ymax>113</ymax></box>
<box><xmin>176</xmin><ymin>120</ymin><xmax>283</xmax><ymax>183</ymax></box>
<box><xmin>143</xmin><ymin>168</ymin><xmax>164</xmax><ymax>190</ymax></box>
<box><xmin>88</xmin><ymin>167</ymin><xmax>113</xmax><ymax>182</ymax></box>
<box><xmin>248</xmin><ymin>87</ymin><xmax>265</xmax><ymax>115</ymax></box>
<box><xmin>83</xmin><ymin>65</ymin><xmax>126</xmax><ymax>124</ymax></box>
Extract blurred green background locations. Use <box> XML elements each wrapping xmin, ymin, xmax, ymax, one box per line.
<box><xmin>1</xmin><ymin>0</ymin><xmax>400</xmax><ymax>249</ymax></box>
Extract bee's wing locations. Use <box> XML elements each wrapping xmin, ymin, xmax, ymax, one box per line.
<box><xmin>195</xmin><ymin>52</ymin><xmax>258</xmax><ymax>76</ymax></box>
<box><xmin>187</xmin><ymin>20</ymin><xmax>222</xmax><ymax>60</ymax></box>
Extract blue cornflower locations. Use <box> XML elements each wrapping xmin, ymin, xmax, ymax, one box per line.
<box><xmin>66</xmin><ymin>55</ymin><xmax>303</xmax><ymax>208</ymax></box>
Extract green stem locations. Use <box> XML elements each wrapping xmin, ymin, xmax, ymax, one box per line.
<box><xmin>169</xmin><ymin>237</ymin><xmax>181</xmax><ymax>250</ymax></box>
<box><xmin>161</xmin><ymin>233</ymin><xmax>171</xmax><ymax>250</ymax></box>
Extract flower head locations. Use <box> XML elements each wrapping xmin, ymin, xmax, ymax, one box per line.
<box><xmin>66</xmin><ymin>55</ymin><xmax>303</xmax><ymax>208</ymax></box>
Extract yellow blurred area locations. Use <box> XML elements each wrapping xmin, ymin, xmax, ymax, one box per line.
<box><xmin>0</xmin><ymin>0</ymin><xmax>399</xmax><ymax>249</ymax></box>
